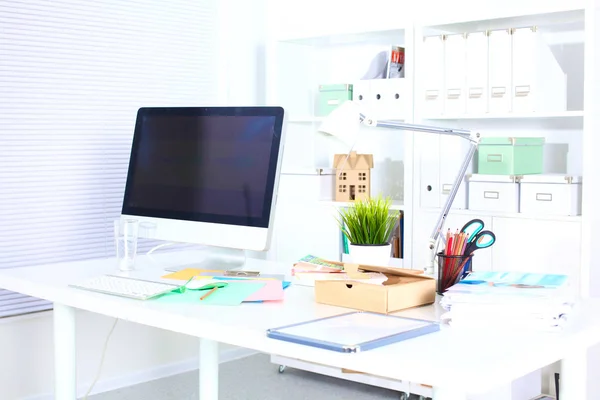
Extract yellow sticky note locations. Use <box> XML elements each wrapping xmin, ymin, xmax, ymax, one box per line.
<box><xmin>161</xmin><ymin>268</ymin><xmax>222</xmax><ymax>281</ymax></box>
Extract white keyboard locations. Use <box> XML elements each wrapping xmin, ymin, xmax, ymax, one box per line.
<box><xmin>70</xmin><ymin>275</ymin><xmax>180</xmax><ymax>300</ymax></box>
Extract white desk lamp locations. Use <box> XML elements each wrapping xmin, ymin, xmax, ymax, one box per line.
<box><xmin>318</xmin><ymin>100</ymin><xmax>481</xmax><ymax>275</ymax></box>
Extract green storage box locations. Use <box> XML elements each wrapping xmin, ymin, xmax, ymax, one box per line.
<box><xmin>477</xmin><ymin>137</ymin><xmax>544</xmax><ymax>175</ymax></box>
<box><xmin>317</xmin><ymin>84</ymin><xmax>353</xmax><ymax>116</ymax></box>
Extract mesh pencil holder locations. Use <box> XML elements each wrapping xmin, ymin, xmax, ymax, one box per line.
<box><xmin>436</xmin><ymin>252</ymin><xmax>473</xmax><ymax>295</ymax></box>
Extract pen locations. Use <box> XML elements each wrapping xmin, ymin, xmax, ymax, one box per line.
<box><xmin>200</xmin><ymin>286</ymin><xmax>219</xmax><ymax>301</ymax></box>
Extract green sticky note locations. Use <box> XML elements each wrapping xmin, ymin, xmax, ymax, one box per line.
<box><xmin>156</xmin><ymin>281</ymin><xmax>265</xmax><ymax>306</ymax></box>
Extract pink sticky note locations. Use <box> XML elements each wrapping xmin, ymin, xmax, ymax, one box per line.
<box><xmin>243</xmin><ymin>280</ymin><xmax>284</xmax><ymax>302</ymax></box>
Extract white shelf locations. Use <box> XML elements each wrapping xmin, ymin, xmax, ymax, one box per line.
<box><xmin>421</xmin><ymin>207</ymin><xmax>582</xmax><ymax>222</ymax></box>
<box><xmin>278</xmin><ymin>28</ymin><xmax>405</xmax><ymax>47</ymax></box>
<box><xmin>320</xmin><ymin>200</ymin><xmax>405</xmax><ymax>211</ymax></box>
<box><xmin>422</xmin><ymin>7</ymin><xmax>584</xmax><ymax>36</ymax></box>
<box><xmin>280</xmin><ymin>167</ymin><xmax>334</xmax><ymax>176</ymax></box>
<box><xmin>422</xmin><ymin>111</ymin><xmax>584</xmax><ymax>120</ymax></box>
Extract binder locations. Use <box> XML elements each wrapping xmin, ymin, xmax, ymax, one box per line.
<box><xmin>266</xmin><ymin>311</ymin><xmax>439</xmax><ymax>353</ymax></box>
<box><xmin>511</xmin><ymin>27</ymin><xmax>566</xmax><ymax>113</ymax></box>
<box><xmin>466</xmin><ymin>31</ymin><xmax>489</xmax><ymax>114</ymax></box>
<box><xmin>419</xmin><ymin>133</ymin><xmax>441</xmax><ymax>208</ymax></box>
<box><xmin>422</xmin><ymin>35</ymin><xmax>445</xmax><ymax>116</ymax></box>
<box><xmin>444</xmin><ymin>33</ymin><xmax>467</xmax><ymax>115</ymax></box>
<box><xmin>488</xmin><ymin>29</ymin><xmax>512</xmax><ymax>113</ymax></box>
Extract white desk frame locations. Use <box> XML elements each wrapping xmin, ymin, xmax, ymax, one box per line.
<box><xmin>0</xmin><ymin>250</ymin><xmax>596</xmax><ymax>400</ymax></box>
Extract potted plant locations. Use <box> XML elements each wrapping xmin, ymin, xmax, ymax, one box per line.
<box><xmin>337</xmin><ymin>196</ymin><xmax>400</xmax><ymax>267</ymax></box>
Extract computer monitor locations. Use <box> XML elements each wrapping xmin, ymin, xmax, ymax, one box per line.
<box><xmin>121</xmin><ymin>106</ymin><xmax>285</xmax><ymax>269</ymax></box>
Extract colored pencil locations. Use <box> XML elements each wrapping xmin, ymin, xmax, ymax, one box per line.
<box><xmin>461</xmin><ymin>233</ymin><xmax>470</xmax><ymax>255</ymax></box>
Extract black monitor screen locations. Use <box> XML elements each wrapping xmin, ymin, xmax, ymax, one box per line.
<box><xmin>122</xmin><ymin>107</ymin><xmax>284</xmax><ymax>228</ymax></box>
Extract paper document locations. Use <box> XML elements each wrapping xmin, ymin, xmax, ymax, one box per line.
<box><xmin>156</xmin><ymin>281</ymin><xmax>265</xmax><ymax>306</ymax></box>
<box><xmin>244</xmin><ymin>280</ymin><xmax>284</xmax><ymax>302</ymax></box>
<box><xmin>161</xmin><ymin>268</ymin><xmax>223</xmax><ymax>281</ymax></box>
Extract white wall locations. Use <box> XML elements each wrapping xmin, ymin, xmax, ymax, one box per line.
<box><xmin>4</xmin><ymin>311</ymin><xmax>199</xmax><ymax>400</ymax></box>
<box><xmin>0</xmin><ymin>1</ymin><xmax>268</xmax><ymax>398</ymax></box>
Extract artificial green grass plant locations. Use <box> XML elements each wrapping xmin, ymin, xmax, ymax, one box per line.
<box><xmin>337</xmin><ymin>196</ymin><xmax>400</xmax><ymax>245</ymax></box>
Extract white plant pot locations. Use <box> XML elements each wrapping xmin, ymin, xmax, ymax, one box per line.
<box><xmin>348</xmin><ymin>243</ymin><xmax>391</xmax><ymax>267</ymax></box>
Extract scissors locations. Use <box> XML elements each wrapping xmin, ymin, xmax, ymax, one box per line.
<box><xmin>459</xmin><ymin>219</ymin><xmax>496</xmax><ymax>255</ymax></box>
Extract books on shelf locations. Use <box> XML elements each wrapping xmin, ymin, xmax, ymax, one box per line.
<box><xmin>440</xmin><ymin>271</ymin><xmax>575</xmax><ymax>332</ymax></box>
<box><xmin>387</xmin><ymin>45</ymin><xmax>405</xmax><ymax>79</ymax></box>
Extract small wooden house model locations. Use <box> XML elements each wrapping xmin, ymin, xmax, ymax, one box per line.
<box><xmin>333</xmin><ymin>151</ymin><xmax>373</xmax><ymax>202</ymax></box>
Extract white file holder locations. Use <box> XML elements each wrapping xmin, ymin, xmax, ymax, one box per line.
<box><xmin>444</xmin><ymin>33</ymin><xmax>467</xmax><ymax>115</ymax></box>
<box><xmin>352</xmin><ymin>80</ymin><xmax>370</xmax><ymax>105</ymax></box>
<box><xmin>488</xmin><ymin>29</ymin><xmax>512</xmax><ymax>114</ymax></box>
<box><xmin>369</xmin><ymin>78</ymin><xmax>406</xmax><ymax>120</ymax></box>
<box><xmin>385</xmin><ymin>78</ymin><xmax>407</xmax><ymax>119</ymax></box>
<box><xmin>512</xmin><ymin>27</ymin><xmax>567</xmax><ymax>113</ymax></box>
<box><xmin>466</xmin><ymin>31</ymin><xmax>489</xmax><ymax>115</ymax></box>
<box><xmin>422</xmin><ymin>35</ymin><xmax>445</xmax><ymax>115</ymax></box>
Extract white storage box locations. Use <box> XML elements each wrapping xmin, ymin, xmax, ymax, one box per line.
<box><xmin>467</xmin><ymin>174</ymin><xmax>520</xmax><ymax>213</ymax></box>
<box><xmin>520</xmin><ymin>174</ymin><xmax>582</xmax><ymax>216</ymax></box>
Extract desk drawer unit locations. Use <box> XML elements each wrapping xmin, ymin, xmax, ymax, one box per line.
<box><xmin>467</xmin><ymin>174</ymin><xmax>520</xmax><ymax>213</ymax></box>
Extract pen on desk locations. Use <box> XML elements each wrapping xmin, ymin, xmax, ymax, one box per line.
<box><xmin>200</xmin><ymin>286</ymin><xmax>218</xmax><ymax>301</ymax></box>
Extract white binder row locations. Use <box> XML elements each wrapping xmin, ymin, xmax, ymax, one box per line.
<box><xmin>422</xmin><ymin>27</ymin><xmax>567</xmax><ymax>116</ymax></box>
<box><xmin>352</xmin><ymin>78</ymin><xmax>407</xmax><ymax>120</ymax></box>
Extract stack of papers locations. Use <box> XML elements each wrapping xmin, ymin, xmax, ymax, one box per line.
<box><xmin>293</xmin><ymin>255</ymin><xmax>344</xmax><ymax>273</ymax></box>
<box><xmin>160</xmin><ymin>269</ymin><xmax>290</xmax><ymax>305</ymax></box>
<box><xmin>440</xmin><ymin>271</ymin><xmax>575</xmax><ymax>332</ymax></box>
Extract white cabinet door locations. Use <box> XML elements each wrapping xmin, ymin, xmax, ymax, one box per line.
<box><xmin>418</xmin><ymin>133</ymin><xmax>441</xmax><ymax>209</ymax></box>
<box><xmin>439</xmin><ymin>135</ymin><xmax>471</xmax><ymax>210</ymax></box>
<box><xmin>490</xmin><ymin>218</ymin><xmax>581</xmax><ymax>279</ymax></box>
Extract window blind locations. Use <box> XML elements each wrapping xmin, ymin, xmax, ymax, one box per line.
<box><xmin>0</xmin><ymin>0</ymin><xmax>219</xmax><ymax>317</ymax></box>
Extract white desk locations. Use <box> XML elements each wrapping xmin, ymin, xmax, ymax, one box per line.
<box><xmin>0</xmin><ymin>250</ymin><xmax>597</xmax><ymax>400</ymax></box>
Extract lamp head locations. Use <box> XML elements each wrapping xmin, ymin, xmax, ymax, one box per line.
<box><xmin>317</xmin><ymin>100</ymin><xmax>363</xmax><ymax>148</ymax></box>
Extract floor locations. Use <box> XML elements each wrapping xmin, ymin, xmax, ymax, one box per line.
<box><xmin>90</xmin><ymin>353</ymin><xmax>415</xmax><ymax>400</ymax></box>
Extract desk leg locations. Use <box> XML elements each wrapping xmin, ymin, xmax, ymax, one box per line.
<box><xmin>560</xmin><ymin>347</ymin><xmax>587</xmax><ymax>400</ymax></box>
<box><xmin>432</xmin><ymin>387</ymin><xmax>467</xmax><ymax>400</ymax></box>
<box><xmin>53</xmin><ymin>303</ymin><xmax>76</xmax><ymax>400</ymax></box>
<box><xmin>199</xmin><ymin>338</ymin><xmax>219</xmax><ymax>400</ymax></box>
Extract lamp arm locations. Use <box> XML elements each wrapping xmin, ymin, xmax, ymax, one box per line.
<box><xmin>424</xmin><ymin>138</ymin><xmax>479</xmax><ymax>275</ymax></box>
<box><xmin>361</xmin><ymin>116</ymin><xmax>475</xmax><ymax>142</ymax></box>
<box><xmin>357</xmin><ymin>113</ymin><xmax>480</xmax><ymax>275</ymax></box>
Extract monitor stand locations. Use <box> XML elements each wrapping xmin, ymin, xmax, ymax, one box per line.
<box><xmin>163</xmin><ymin>246</ymin><xmax>247</xmax><ymax>272</ymax></box>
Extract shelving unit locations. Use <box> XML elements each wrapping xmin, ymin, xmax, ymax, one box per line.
<box><xmin>266</xmin><ymin>1</ymin><xmax>599</xmax><ymax>396</ymax></box>
<box><xmin>423</xmin><ymin>110</ymin><xmax>584</xmax><ymax>120</ymax></box>
<box><xmin>266</xmin><ymin>2</ymin><xmax>590</xmax><ymax>282</ymax></box>
<box><xmin>420</xmin><ymin>207</ymin><xmax>581</xmax><ymax>223</ymax></box>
